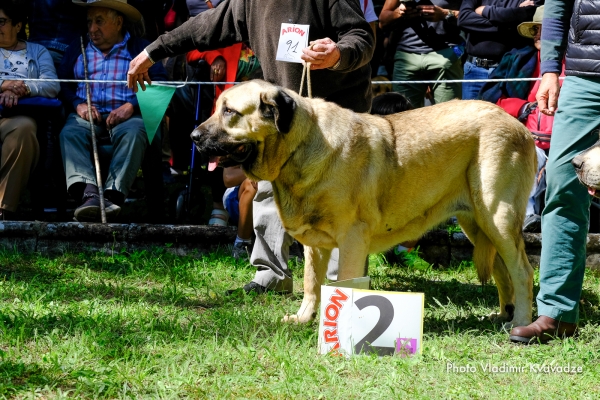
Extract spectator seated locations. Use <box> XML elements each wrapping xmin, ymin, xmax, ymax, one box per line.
<box><xmin>57</xmin><ymin>1</ymin><xmax>167</xmax><ymax>222</ymax></box>
<box><xmin>0</xmin><ymin>0</ymin><xmax>61</xmax><ymax>220</ymax></box>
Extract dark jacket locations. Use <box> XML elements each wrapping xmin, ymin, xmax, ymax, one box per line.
<box><xmin>58</xmin><ymin>35</ymin><xmax>168</xmax><ymax>114</ymax></box>
<box><xmin>146</xmin><ymin>0</ymin><xmax>374</xmax><ymax>112</ymax></box>
<box><xmin>565</xmin><ymin>0</ymin><xmax>600</xmax><ymax>76</ymax></box>
<box><xmin>458</xmin><ymin>0</ymin><xmax>536</xmax><ymax>61</ymax></box>
<box><xmin>27</xmin><ymin>0</ymin><xmax>87</xmax><ymax>53</ymax></box>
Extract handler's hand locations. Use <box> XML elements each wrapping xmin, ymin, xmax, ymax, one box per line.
<box><xmin>106</xmin><ymin>103</ymin><xmax>134</xmax><ymax>129</ymax></box>
<box><xmin>537</xmin><ymin>72</ymin><xmax>560</xmax><ymax>116</ymax></box>
<box><xmin>76</xmin><ymin>103</ymin><xmax>102</xmax><ymax>123</ymax></box>
<box><xmin>301</xmin><ymin>38</ymin><xmax>341</xmax><ymax>70</ymax></box>
<box><xmin>127</xmin><ymin>51</ymin><xmax>153</xmax><ymax>92</ymax></box>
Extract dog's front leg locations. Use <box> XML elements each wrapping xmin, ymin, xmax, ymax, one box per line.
<box><xmin>283</xmin><ymin>246</ymin><xmax>330</xmax><ymax>324</ymax></box>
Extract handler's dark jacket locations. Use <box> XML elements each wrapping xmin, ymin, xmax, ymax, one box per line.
<box><xmin>565</xmin><ymin>0</ymin><xmax>600</xmax><ymax>76</ymax></box>
<box><xmin>541</xmin><ymin>0</ymin><xmax>600</xmax><ymax>76</ymax></box>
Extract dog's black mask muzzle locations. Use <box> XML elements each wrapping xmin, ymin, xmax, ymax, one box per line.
<box><xmin>191</xmin><ymin>126</ymin><xmax>256</xmax><ymax>169</ymax></box>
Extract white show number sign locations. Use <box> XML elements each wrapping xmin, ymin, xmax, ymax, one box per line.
<box><xmin>276</xmin><ymin>23</ymin><xmax>310</xmax><ymax>63</ymax></box>
<box><xmin>318</xmin><ymin>286</ymin><xmax>424</xmax><ymax>356</ymax></box>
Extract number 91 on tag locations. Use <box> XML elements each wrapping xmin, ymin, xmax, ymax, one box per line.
<box><xmin>318</xmin><ymin>286</ymin><xmax>424</xmax><ymax>357</ymax></box>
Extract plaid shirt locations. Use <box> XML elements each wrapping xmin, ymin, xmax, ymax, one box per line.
<box><xmin>74</xmin><ymin>31</ymin><xmax>135</xmax><ymax>113</ymax></box>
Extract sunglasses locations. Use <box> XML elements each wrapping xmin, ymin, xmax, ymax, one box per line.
<box><xmin>0</xmin><ymin>18</ymin><xmax>12</xmax><ymax>27</ymax></box>
<box><xmin>529</xmin><ymin>25</ymin><xmax>541</xmax><ymax>36</ymax></box>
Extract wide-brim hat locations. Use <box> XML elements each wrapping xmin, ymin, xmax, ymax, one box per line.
<box><xmin>517</xmin><ymin>6</ymin><xmax>544</xmax><ymax>39</ymax></box>
<box><xmin>72</xmin><ymin>0</ymin><xmax>142</xmax><ymax>22</ymax></box>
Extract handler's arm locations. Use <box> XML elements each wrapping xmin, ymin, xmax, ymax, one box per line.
<box><xmin>537</xmin><ymin>0</ymin><xmax>572</xmax><ymax>116</ymax></box>
<box><xmin>128</xmin><ymin>0</ymin><xmax>247</xmax><ymax>91</ymax></box>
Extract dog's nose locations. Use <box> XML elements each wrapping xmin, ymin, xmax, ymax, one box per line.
<box><xmin>572</xmin><ymin>154</ymin><xmax>584</xmax><ymax>170</ymax></box>
<box><xmin>190</xmin><ymin>128</ymin><xmax>201</xmax><ymax>143</ymax></box>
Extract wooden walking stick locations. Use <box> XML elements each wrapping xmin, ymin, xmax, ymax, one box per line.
<box><xmin>80</xmin><ymin>36</ymin><xmax>107</xmax><ymax>223</ymax></box>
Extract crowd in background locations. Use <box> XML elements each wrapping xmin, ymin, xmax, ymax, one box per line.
<box><xmin>0</xmin><ymin>0</ymin><xmax>549</xmax><ymax>238</ymax></box>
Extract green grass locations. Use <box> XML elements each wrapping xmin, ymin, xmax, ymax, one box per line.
<box><xmin>1</xmin><ymin>248</ymin><xmax>600</xmax><ymax>399</ymax></box>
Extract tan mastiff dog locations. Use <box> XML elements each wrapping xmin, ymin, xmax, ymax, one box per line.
<box><xmin>192</xmin><ymin>80</ymin><xmax>537</xmax><ymax>328</ymax></box>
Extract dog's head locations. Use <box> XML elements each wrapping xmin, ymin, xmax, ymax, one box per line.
<box><xmin>191</xmin><ymin>80</ymin><xmax>297</xmax><ymax>181</ymax></box>
<box><xmin>572</xmin><ymin>141</ymin><xmax>600</xmax><ymax>197</ymax></box>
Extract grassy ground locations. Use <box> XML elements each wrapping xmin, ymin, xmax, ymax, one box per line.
<box><xmin>1</xmin><ymin>247</ymin><xmax>599</xmax><ymax>399</ymax></box>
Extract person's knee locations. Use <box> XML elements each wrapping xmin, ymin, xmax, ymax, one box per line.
<box><xmin>112</xmin><ymin>119</ymin><xmax>148</xmax><ymax>149</ymax></box>
<box><xmin>59</xmin><ymin>118</ymin><xmax>86</xmax><ymax>145</ymax></box>
<box><xmin>3</xmin><ymin>118</ymin><xmax>38</xmax><ymax>149</ymax></box>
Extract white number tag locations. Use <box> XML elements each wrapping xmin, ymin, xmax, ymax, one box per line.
<box><xmin>276</xmin><ymin>23</ymin><xmax>310</xmax><ymax>63</ymax></box>
<box><xmin>318</xmin><ymin>281</ymin><xmax>424</xmax><ymax>357</ymax></box>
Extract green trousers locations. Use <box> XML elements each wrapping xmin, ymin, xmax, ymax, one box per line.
<box><xmin>538</xmin><ymin>76</ymin><xmax>600</xmax><ymax>323</ymax></box>
<box><xmin>392</xmin><ymin>47</ymin><xmax>462</xmax><ymax>108</ymax></box>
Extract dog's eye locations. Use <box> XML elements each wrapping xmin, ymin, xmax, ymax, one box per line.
<box><xmin>224</xmin><ymin>107</ymin><xmax>236</xmax><ymax>116</ymax></box>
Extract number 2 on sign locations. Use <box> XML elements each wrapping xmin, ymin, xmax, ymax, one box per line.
<box><xmin>353</xmin><ymin>295</ymin><xmax>394</xmax><ymax>355</ymax></box>
<box><xmin>286</xmin><ymin>40</ymin><xmax>299</xmax><ymax>55</ymax></box>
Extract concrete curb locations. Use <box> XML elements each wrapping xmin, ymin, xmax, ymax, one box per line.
<box><xmin>418</xmin><ymin>231</ymin><xmax>600</xmax><ymax>269</ymax></box>
<box><xmin>0</xmin><ymin>221</ymin><xmax>236</xmax><ymax>256</ymax></box>
<box><xmin>1</xmin><ymin>221</ymin><xmax>599</xmax><ymax>268</ymax></box>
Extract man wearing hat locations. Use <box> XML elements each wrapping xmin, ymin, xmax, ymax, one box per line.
<box><xmin>58</xmin><ymin>0</ymin><xmax>167</xmax><ymax>221</ymax></box>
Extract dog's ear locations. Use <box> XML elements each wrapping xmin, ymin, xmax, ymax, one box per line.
<box><xmin>260</xmin><ymin>88</ymin><xmax>296</xmax><ymax>134</ymax></box>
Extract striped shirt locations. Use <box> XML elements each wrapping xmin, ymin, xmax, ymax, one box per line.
<box><xmin>74</xmin><ymin>31</ymin><xmax>135</xmax><ymax>113</ymax></box>
<box><xmin>540</xmin><ymin>0</ymin><xmax>573</xmax><ymax>75</ymax></box>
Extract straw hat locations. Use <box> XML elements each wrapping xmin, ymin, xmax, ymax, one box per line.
<box><xmin>72</xmin><ymin>0</ymin><xmax>142</xmax><ymax>22</ymax></box>
<box><xmin>517</xmin><ymin>6</ymin><xmax>544</xmax><ymax>39</ymax></box>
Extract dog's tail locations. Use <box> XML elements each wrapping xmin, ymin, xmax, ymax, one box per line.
<box><xmin>473</xmin><ymin>231</ymin><xmax>495</xmax><ymax>283</ymax></box>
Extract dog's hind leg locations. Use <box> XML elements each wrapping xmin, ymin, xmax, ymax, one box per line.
<box><xmin>489</xmin><ymin>255</ymin><xmax>516</xmax><ymax>323</ymax></box>
<box><xmin>283</xmin><ymin>246</ymin><xmax>330</xmax><ymax>324</ymax></box>
<box><xmin>475</xmin><ymin>204</ymin><xmax>533</xmax><ymax>328</ymax></box>
<box><xmin>458</xmin><ymin>215</ymin><xmax>515</xmax><ymax>323</ymax></box>
<box><xmin>489</xmin><ymin>236</ymin><xmax>533</xmax><ymax>328</ymax></box>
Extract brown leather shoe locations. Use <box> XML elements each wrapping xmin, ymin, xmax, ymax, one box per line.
<box><xmin>510</xmin><ymin>316</ymin><xmax>577</xmax><ymax>344</ymax></box>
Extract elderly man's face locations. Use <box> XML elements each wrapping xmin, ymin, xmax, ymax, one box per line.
<box><xmin>87</xmin><ymin>7</ymin><xmax>124</xmax><ymax>52</ymax></box>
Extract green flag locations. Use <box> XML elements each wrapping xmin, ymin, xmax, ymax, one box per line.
<box><xmin>135</xmin><ymin>83</ymin><xmax>177</xmax><ymax>144</ymax></box>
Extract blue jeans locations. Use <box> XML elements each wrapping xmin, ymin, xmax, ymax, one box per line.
<box><xmin>462</xmin><ymin>61</ymin><xmax>495</xmax><ymax>100</ymax></box>
<box><xmin>59</xmin><ymin>113</ymin><xmax>148</xmax><ymax>197</ymax></box>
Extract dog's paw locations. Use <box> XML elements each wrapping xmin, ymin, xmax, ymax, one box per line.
<box><xmin>282</xmin><ymin>314</ymin><xmax>300</xmax><ymax>324</ymax></box>
<box><xmin>488</xmin><ymin>311</ymin><xmax>512</xmax><ymax>323</ymax></box>
<box><xmin>281</xmin><ymin>311</ymin><xmax>316</xmax><ymax>324</ymax></box>
<box><xmin>488</xmin><ymin>304</ymin><xmax>515</xmax><ymax>323</ymax></box>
